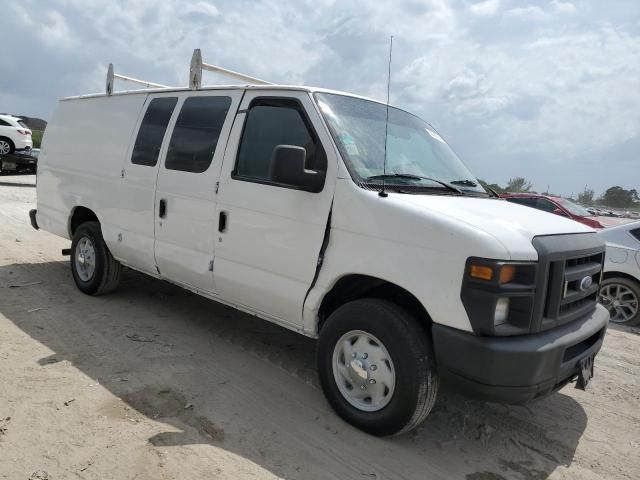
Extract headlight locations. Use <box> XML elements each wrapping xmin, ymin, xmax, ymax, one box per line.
<box><xmin>461</xmin><ymin>258</ymin><xmax>537</xmax><ymax>336</ymax></box>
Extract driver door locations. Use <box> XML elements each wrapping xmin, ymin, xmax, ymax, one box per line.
<box><xmin>213</xmin><ymin>91</ymin><xmax>337</xmax><ymax>327</ymax></box>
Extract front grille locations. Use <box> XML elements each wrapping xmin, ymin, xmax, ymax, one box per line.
<box><xmin>542</xmin><ymin>252</ymin><xmax>603</xmax><ymax>329</ymax></box>
<box><xmin>532</xmin><ymin>234</ymin><xmax>605</xmax><ymax>332</ymax></box>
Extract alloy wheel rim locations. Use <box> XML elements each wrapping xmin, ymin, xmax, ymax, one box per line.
<box><xmin>0</xmin><ymin>141</ymin><xmax>9</xmax><ymax>154</ymax></box>
<box><xmin>75</xmin><ymin>236</ymin><xmax>96</xmax><ymax>282</ymax></box>
<box><xmin>332</xmin><ymin>330</ymin><xmax>396</xmax><ymax>412</ymax></box>
<box><xmin>600</xmin><ymin>284</ymin><xmax>639</xmax><ymax>323</ymax></box>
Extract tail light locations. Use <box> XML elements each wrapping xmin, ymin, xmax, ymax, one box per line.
<box><xmin>17</xmin><ymin>129</ymin><xmax>31</xmax><ymax>135</ymax></box>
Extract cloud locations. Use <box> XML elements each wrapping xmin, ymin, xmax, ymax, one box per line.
<box><xmin>469</xmin><ymin>0</ymin><xmax>501</xmax><ymax>17</ymax></box>
<box><xmin>552</xmin><ymin>0</ymin><xmax>576</xmax><ymax>15</ymax></box>
<box><xmin>504</xmin><ymin>5</ymin><xmax>547</xmax><ymax>21</ymax></box>
<box><xmin>0</xmin><ymin>0</ymin><xmax>638</xmax><ymax>196</ymax></box>
<box><xmin>184</xmin><ymin>1</ymin><xmax>220</xmax><ymax>17</ymax></box>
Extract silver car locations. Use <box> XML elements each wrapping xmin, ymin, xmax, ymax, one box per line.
<box><xmin>598</xmin><ymin>221</ymin><xmax>640</xmax><ymax>325</ymax></box>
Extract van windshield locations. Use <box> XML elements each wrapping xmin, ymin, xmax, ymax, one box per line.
<box><xmin>315</xmin><ymin>93</ymin><xmax>486</xmax><ymax>194</ymax></box>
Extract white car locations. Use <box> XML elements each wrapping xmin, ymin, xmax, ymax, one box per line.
<box><xmin>0</xmin><ymin>114</ymin><xmax>33</xmax><ymax>155</ymax></box>
<box><xmin>28</xmin><ymin>52</ymin><xmax>610</xmax><ymax>435</ymax></box>
<box><xmin>598</xmin><ymin>221</ymin><xmax>640</xmax><ymax>325</ymax></box>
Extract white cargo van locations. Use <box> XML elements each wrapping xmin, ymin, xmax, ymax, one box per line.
<box><xmin>29</xmin><ymin>54</ymin><xmax>609</xmax><ymax>435</ymax></box>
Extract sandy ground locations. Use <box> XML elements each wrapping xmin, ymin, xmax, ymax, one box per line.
<box><xmin>1</xmin><ymin>173</ymin><xmax>639</xmax><ymax>480</ymax></box>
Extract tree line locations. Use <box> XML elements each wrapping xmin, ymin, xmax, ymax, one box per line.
<box><xmin>478</xmin><ymin>177</ymin><xmax>639</xmax><ymax>209</ymax></box>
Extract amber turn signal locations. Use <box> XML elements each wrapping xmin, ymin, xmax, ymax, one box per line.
<box><xmin>470</xmin><ymin>264</ymin><xmax>493</xmax><ymax>281</ymax></box>
<box><xmin>499</xmin><ymin>265</ymin><xmax>516</xmax><ymax>284</ymax></box>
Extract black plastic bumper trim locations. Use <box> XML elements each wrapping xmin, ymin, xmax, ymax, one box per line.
<box><xmin>433</xmin><ymin>304</ymin><xmax>609</xmax><ymax>404</ymax></box>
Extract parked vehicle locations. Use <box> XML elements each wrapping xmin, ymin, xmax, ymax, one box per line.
<box><xmin>0</xmin><ymin>148</ymin><xmax>38</xmax><ymax>174</ymax></box>
<box><xmin>29</xmin><ymin>51</ymin><xmax>609</xmax><ymax>436</ymax></box>
<box><xmin>501</xmin><ymin>193</ymin><xmax>605</xmax><ymax>229</ymax></box>
<box><xmin>0</xmin><ymin>114</ymin><xmax>33</xmax><ymax>155</ymax></box>
<box><xmin>598</xmin><ymin>222</ymin><xmax>640</xmax><ymax>325</ymax></box>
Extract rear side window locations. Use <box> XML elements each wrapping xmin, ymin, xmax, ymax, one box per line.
<box><xmin>131</xmin><ymin>97</ymin><xmax>178</xmax><ymax>167</ymax></box>
<box><xmin>0</xmin><ymin>119</ymin><xmax>10</xmax><ymax>126</ymax></box>
<box><xmin>631</xmin><ymin>228</ymin><xmax>640</xmax><ymax>242</ymax></box>
<box><xmin>536</xmin><ymin>198</ymin><xmax>557</xmax><ymax>213</ymax></box>
<box><xmin>506</xmin><ymin>197</ymin><xmax>536</xmax><ymax>208</ymax></box>
<box><xmin>234</xmin><ymin>98</ymin><xmax>326</xmax><ymax>182</ymax></box>
<box><xmin>165</xmin><ymin>96</ymin><xmax>232</xmax><ymax>173</ymax></box>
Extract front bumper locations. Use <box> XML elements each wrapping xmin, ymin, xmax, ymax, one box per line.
<box><xmin>433</xmin><ymin>304</ymin><xmax>609</xmax><ymax>404</ymax></box>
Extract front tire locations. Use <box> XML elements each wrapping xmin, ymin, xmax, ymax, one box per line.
<box><xmin>600</xmin><ymin>277</ymin><xmax>640</xmax><ymax>326</ymax></box>
<box><xmin>71</xmin><ymin>221</ymin><xmax>121</xmax><ymax>295</ymax></box>
<box><xmin>317</xmin><ymin>299</ymin><xmax>439</xmax><ymax>436</ymax></box>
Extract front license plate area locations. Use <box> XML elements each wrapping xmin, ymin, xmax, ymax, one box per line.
<box><xmin>576</xmin><ymin>354</ymin><xmax>595</xmax><ymax>390</ymax></box>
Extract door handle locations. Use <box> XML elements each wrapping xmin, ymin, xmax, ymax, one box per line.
<box><xmin>218</xmin><ymin>211</ymin><xmax>227</xmax><ymax>232</ymax></box>
<box><xmin>159</xmin><ymin>199</ymin><xmax>167</xmax><ymax>218</ymax></box>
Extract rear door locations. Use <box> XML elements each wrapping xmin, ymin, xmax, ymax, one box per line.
<box><xmin>213</xmin><ymin>90</ymin><xmax>337</xmax><ymax>327</ymax></box>
<box><xmin>153</xmin><ymin>90</ymin><xmax>242</xmax><ymax>293</ymax></box>
<box><xmin>117</xmin><ymin>93</ymin><xmax>179</xmax><ymax>274</ymax></box>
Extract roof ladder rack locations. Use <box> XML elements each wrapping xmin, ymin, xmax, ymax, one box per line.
<box><xmin>189</xmin><ymin>48</ymin><xmax>273</xmax><ymax>89</ymax></box>
<box><xmin>106</xmin><ymin>63</ymin><xmax>169</xmax><ymax>96</ymax></box>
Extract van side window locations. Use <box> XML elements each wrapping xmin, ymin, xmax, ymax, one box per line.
<box><xmin>131</xmin><ymin>97</ymin><xmax>178</xmax><ymax>167</ymax></box>
<box><xmin>233</xmin><ymin>98</ymin><xmax>326</xmax><ymax>185</ymax></box>
<box><xmin>165</xmin><ymin>96</ymin><xmax>232</xmax><ymax>173</ymax></box>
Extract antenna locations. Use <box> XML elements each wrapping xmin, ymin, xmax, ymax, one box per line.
<box><xmin>379</xmin><ymin>36</ymin><xmax>393</xmax><ymax>198</ymax></box>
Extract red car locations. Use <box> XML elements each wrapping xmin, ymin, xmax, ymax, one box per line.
<box><xmin>500</xmin><ymin>193</ymin><xmax>605</xmax><ymax>229</ymax></box>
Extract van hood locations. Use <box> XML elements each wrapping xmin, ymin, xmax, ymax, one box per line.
<box><xmin>394</xmin><ymin>194</ymin><xmax>594</xmax><ymax>260</ymax></box>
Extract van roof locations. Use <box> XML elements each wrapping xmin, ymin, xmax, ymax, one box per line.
<box><xmin>61</xmin><ymin>84</ymin><xmax>390</xmax><ymax>108</ymax></box>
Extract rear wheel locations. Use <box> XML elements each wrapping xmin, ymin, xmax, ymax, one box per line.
<box><xmin>600</xmin><ymin>277</ymin><xmax>640</xmax><ymax>326</ymax></box>
<box><xmin>317</xmin><ymin>299</ymin><xmax>439</xmax><ymax>436</ymax></box>
<box><xmin>71</xmin><ymin>221</ymin><xmax>121</xmax><ymax>295</ymax></box>
<box><xmin>0</xmin><ymin>138</ymin><xmax>14</xmax><ymax>155</ymax></box>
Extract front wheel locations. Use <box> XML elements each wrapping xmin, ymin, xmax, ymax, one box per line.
<box><xmin>317</xmin><ymin>299</ymin><xmax>439</xmax><ymax>436</ymax></box>
<box><xmin>71</xmin><ymin>221</ymin><xmax>122</xmax><ymax>295</ymax></box>
<box><xmin>600</xmin><ymin>277</ymin><xmax>640</xmax><ymax>326</ymax></box>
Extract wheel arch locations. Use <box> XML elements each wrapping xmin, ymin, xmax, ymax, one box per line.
<box><xmin>317</xmin><ymin>274</ymin><xmax>432</xmax><ymax>336</ymax></box>
<box><xmin>68</xmin><ymin>206</ymin><xmax>100</xmax><ymax>238</ymax></box>
<box><xmin>0</xmin><ymin>136</ymin><xmax>15</xmax><ymax>149</ymax></box>
<box><xmin>602</xmin><ymin>270</ymin><xmax>640</xmax><ymax>286</ymax></box>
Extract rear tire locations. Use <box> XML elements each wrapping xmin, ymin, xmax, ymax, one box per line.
<box><xmin>317</xmin><ymin>298</ymin><xmax>439</xmax><ymax>436</ymax></box>
<box><xmin>0</xmin><ymin>137</ymin><xmax>14</xmax><ymax>155</ymax></box>
<box><xmin>600</xmin><ymin>277</ymin><xmax>640</xmax><ymax>326</ymax></box>
<box><xmin>71</xmin><ymin>221</ymin><xmax>121</xmax><ymax>295</ymax></box>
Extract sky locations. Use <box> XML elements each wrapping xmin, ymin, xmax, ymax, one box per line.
<box><xmin>1</xmin><ymin>0</ymin><xmax>639</xmax><ymax>196</ymax></box>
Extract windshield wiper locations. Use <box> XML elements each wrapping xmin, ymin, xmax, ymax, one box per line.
<box><xmin>365</xmin><ymin>173</ymin><xmax>464</xmax><ymax>194</ymax></box>
<box><xmin>451</xmin><ymin>178</ymin><xmax>500</xmax><ymax>197</ymax></box>
<box><xmin>450</xmin><ymin>179</ymin><xmax>477</xmax><ymax>187</ymax></box>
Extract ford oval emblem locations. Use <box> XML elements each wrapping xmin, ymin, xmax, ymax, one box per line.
<box><xmin>579</xmin><ymin>276</ymin><xmax>593</xmax><ymax>291</ymax></box>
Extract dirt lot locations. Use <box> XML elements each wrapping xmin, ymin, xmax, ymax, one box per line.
<box><xmin>1</xmin><ymin>173</ymin><xmax>639</xmax><ymax>480</ymax></box>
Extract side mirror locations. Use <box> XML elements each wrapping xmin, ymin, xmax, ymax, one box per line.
<box><xmin>269</xmin><ymin>145</ymin><xmax>324</xmax><ymax>192</ymax></box>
